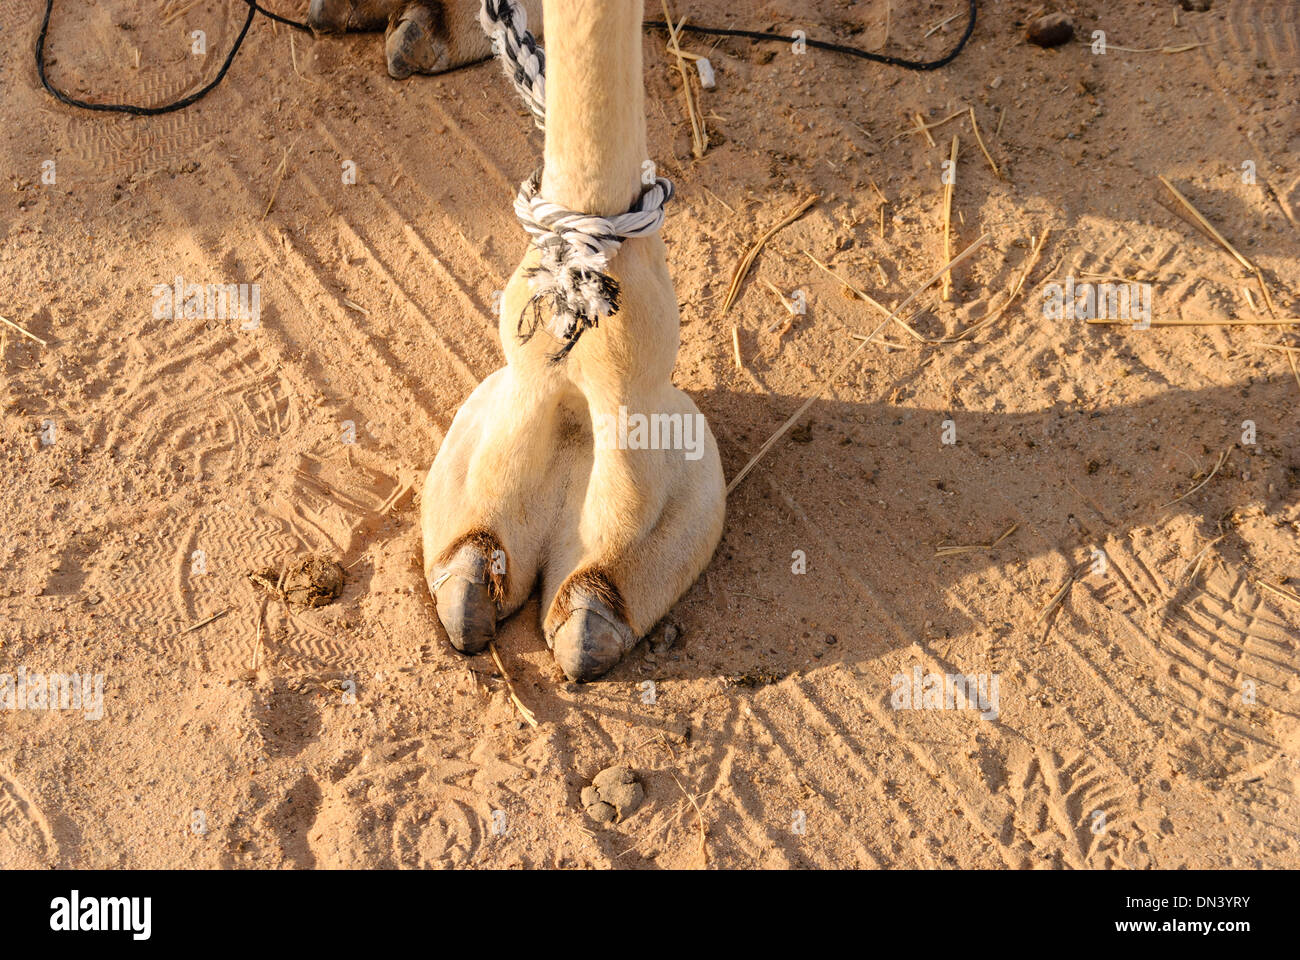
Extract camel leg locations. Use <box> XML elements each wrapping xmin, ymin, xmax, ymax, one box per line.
<box><xmin>421</xmin><ymin>0</ymin><xmax>724</xmax><ymax>680</ymax></box>
<box><xmin>531</xmin><ymin>0</ymin><xmax>724</xmax><ymax>680</ymax></box>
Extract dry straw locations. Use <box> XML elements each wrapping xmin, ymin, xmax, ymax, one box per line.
<box><xmin>489</xmin><ymin>641</ymin><xmax>537</xmax><ymax>727</ymax></box>
<box><xmin>719</xmin><ymin>195</ymin><xmax>818</xmax><ymax>316</ymax></box>
<box><xmin>935</xmin><ymin>523</ymin><xmax>1018</xmax><ymax>557</ymax></box>
<box><xmin>968</xmin><ymin>107</ymin><xmax>1002</xmax><ymax>179</ymax></box>
<box><xmin>1161</xmin><ymin>448</ymin><xmax>1228</xmax><ymax>508</ymax></box>
<box><xmin>662</xmin><ymin>3</ymin><xmax>707</xmax><ymax>159</ymax></box>
<box><xmin>1158</xmin><ymin>175</ymin><xmax>1276</xmax><ymax>318</ymax></box>
<box><xmin>941</xmin><ymin>135</ymin><xmax>959</xmax><ymax>299</ymax></box>
<box><xmin>726</xmin><ymin>234</ymin><xmax>991</xmax><ymax>494</ymax></box>
<box><xmin>0</xmin><ymin>313</ymin><xmax>47</xmax><ymax>346</ymax></box>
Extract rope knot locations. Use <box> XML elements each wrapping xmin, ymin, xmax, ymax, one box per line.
<box><xmin>513</xmin><ymin>172</ymin><xmax>675</xmax><ymax>358</ymax></box>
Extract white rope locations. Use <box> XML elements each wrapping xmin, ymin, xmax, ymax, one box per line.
<box><xmin>478</xmin><ymin>0</ymin><xmax>546</xmax><ymax>129</ymax></box>
<box><xmin>479</xmin><ymin>0</ymin><xmax>675</xmax><ymax>357</ymax></box>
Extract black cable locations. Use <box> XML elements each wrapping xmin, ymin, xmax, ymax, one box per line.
<box><xmin>645</xmin><ymin>0</ymin><xmax>977</xmax><ymax>72</ymax></box>
<box><xmin>36</xmin><ymin>0</ymin><xmax>308</xmax><ymax>116</ymax></box>
<box><xmin>36</xmin><ymin>0</ymin><xmax>977</xmax><ymax>116</ymax></box>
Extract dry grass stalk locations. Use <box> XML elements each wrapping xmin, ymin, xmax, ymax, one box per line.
<box><xmin>719</xmin><ymin>195</ymin><xmax>818</xmax><ymax>316</ymax></box>
<box><xmin>1178</xmin><ymin>536</ymin><xmax>1223</xmax><ymax>585</ymax></box>
<box><xmin>849</xmin><ymin>333</ymin><xmax>906</xmax><ymax>350</ymax></box>
<box><xmin>0</xmin><ymin>313</ymin><xmax>48</xmax><ymax>347</ymax></box>
<box><xmin>726</xmin><ymin>234</ymin><xmax>991</xmax><ymax>493</ymax></box>
<box><xmin>968</xmin><ymin>107</ymin><xmax>1002</xmax><ymax>179</ymax></box>
<box><xmin>889</xmin><ymin>108</ymin><xmax>964</xmax><ymax>145</ymax></box>
<box><xmin>1035</xmin><ymin>572</ymin><xmax>1078</xmax><ymax>627</ymax></box>
<box><xmin>1253</xmin><ymin>578</ymin><xmax>1300</xmax><ymax>608</ymax></box>
<box><xmin>670</xmin><ymin>771</ymin><xmax>709</xmax><ymax>868</ymax></box>
<box><xmin>263</xmin><ymin>139</ymin><xmax>301</xmax><ymax>219</ymax></box>
<box><xmin>924</xmin><ymin>11</ymin><xmax>963</xmax><ymax>36</ymax></box>
<box><xmin>731</xmin><ymin>325</ymin><xmax>743</xmax><ymax>371</ymax></box>
<box><xmin>762</xmin><ymin>278</ymin><xmax>797</xmax><ymax>315</ymax></box>
<box><xmin>662</xmin><ymin>3</ymin><xmax>707</xmax><ymax>159</ymax></box>
<box><xmin>1158</xmin><ymin>175</ymin><xmax>1275</xmax><ymax>317</ymax></box>
<box><xmin>1105</xmin><ymin>42</ymin><xmax>1206</xmax><ymax>54</ymax></box>
<box><xmin>805</xmin><ymin>247</ymin><xmax>927</xmax><ymax>342</ymax></box>
<box><xmin>943</xmin><ymin>229</ymin><xmax>1050</xmax><ymax>343</ymax></box>
<box><xmin>1088</xmin><ymin>318</ymin><xmax>1299</xmax><ymax>327</ymax></box>
<box><xmin>163</xmin><ymin>0</ymin><xmax>199</xmax><ymax>25</ymax></box>
<box><xmin>177</xmin><ymin>608</ymin><xmax>230</xmax><ymax>637</ymax></box>
<box><xmin>250</xmin><ymin>609</ymin><xmax>265</xmax><ymax>673</ymax></box>
<box><xmin>290</xmin><ymin>32</ymin><xmax>317</xmax><ymax>85</ymax></box>
<box><xmin>703</xmin><ymin>186</ymin><xmax>735</xmax><ymax>214</ymax></box>
<box><xmin>1161</xmin><ymin>448</ymin><xmax>1228</xmax><ymax>508</ymax></box>
<box><xmin>941</xmin><ymin>135</ymin><xmax>959</xmax><ymax>299</ymax></box>
<box><xmin>488</xmin><ymin>641</ymin><xmax>538</xmax><ymax>727</ymax></box>
<box><xmin>802</xmin><ymin>250</ymin><xmax>890</xmax><ymax>316</ymax></box>
<box><xmin>914</xmin><ymin>113</ymin><xmax>937</xmax><ymax>147</ymax></box>
<box><xmin>935</xmin><ymin>522</ymin><xmax>1018</xmax><ymax>557</ymax></box>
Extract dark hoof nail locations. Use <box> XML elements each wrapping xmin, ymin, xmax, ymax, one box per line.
<box><xmin>429</xmin><ymin>544</ymin><xmax>497</xmax><ymax>655</ymax></box>
<box><xmin>551</xmin><ymin>605</ymin><xmax>635</xmax><ymax>683</ymax></box>
<box><xmin>433</xmin><ymin>574</ymin><xmax>495</xmax><ymax>654</ymax></box>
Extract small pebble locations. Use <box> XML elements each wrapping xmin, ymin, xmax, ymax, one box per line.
<box><xmin>1026</xmin><ymin>13</ymin><xmax>1074</xmax><ymax>48</ymax></box>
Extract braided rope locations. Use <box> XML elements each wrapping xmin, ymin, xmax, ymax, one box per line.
<box><xmin>479</xmin><ymin>0</ymin><xmax>674</xmax><ymax>358</ymax></box>
<box><xmin>478</xmin><ymin>0</ymin><xmax>546</xmax><ymax>129</ymax></box>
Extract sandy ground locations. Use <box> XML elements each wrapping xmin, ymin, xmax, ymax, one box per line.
<box><xmin>2</xmin><ymin>0</ymin><xmax>1299</xmax><ymax>869</ymax></box>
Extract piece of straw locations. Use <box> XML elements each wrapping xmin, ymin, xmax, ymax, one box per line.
<box><xmin>941</xmin><ymin>135</ymin><xmax>959</xmax><ymax>299</ymax></box>
<box><xmin>726</xmin><ymin>234</ymin><xmax>991</xmax><ymax>493</ymax></box>
<box><xmin>887</xmin><ymin>108</ymin><xmax>966</xmax><ymax>145</ymax></box>
<box><xmin>719</xmin><ymin>195</ymin><xmax>818</xmax><ymax>316</ymax></box>
<box><xmin>943</xmin><ymin>229</ymin><xmax>1049</xmax><ymax>342</ymax></box>
<box><xmin>1088</xmin><ymin>318</ymin><xmax>1299</xmax><ymax>327</ymax></box>
<box><xmin>1035</xmin><ymin>573</ymin><xmax>1077</xmax><ymax>627</ymax></box>
<box><xmin>968</xmin><ymin>107</ymin><xmax>1002</xmax><ymax>179</ymax></box>
<box><xmin>802</xmin><ymin>250</ymin><xmax>891</xmax><ymax>318</ymax></box>
<box><xmin>670</xmin><ymin>771</ymin><xmax>708</xmax><ymax>869</ymax></box>
<box><xmin>176</xmin><ymin>608</ymin><xmax>230</xmax><ymax>637</ymax></box>
<box><xmin>489</xmin><ymin>641</ymin><xmax>537</xmax><ymax>727</ymax></box>
<box><xmin>1253</xmin><ymin>578</ymin><xmax>1300</xmax><ymax>608</ymax></box>
<box><xmin>913</xmin><ymin>113</ymin><xmax>937</xmax><ymax>148</ymax></box>
<box><xmin>0</xmin><ymin>313</ymin><xmax>48</xmax><ymax>347</ymax></box>
<box><xmin>1158</xmin><ymin>175</ymin><xmax>1275</xmax><ymax>317</ymax></box>
<box><xmin>263</xmin><ymin>139</ymin><xmax>300</xmax><ymax>219</ymax></box>
<box><xmin>662</xmin><ymin>3</ymin><xmax>707</xmax><ymax>159</ymax></box>
<box><xmin>1161</xmin><ymin>448</ymin><xmax>1228</xmax><ymax>508</ymax></box>
<box><xmin>935</xmin><ymin>522</ymin><xmax>1018</xmax><ymax>557</ymax></box>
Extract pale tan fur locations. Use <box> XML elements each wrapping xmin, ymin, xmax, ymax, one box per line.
<box><xmin>421</xmin><ymin>0</ymin><xmax>725</xmax><ymax>668</ymax></box>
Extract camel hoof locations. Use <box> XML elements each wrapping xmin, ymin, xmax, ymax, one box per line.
<box><xmin>307</xmin><ymin>0</ymin><xmax>403</xmax><ymax>34</ymax></box>
<box><xmin>549</xmin><ymin>599</ymin><xmax>636</xmax><ymax>683</ymax></box>
<box><xmin>385</xmin><ymin>2</ymin><xmax>450</xmax><ymax>79</ymax></box>
<box><xmin>429</xmin><ymin>543</ymin><xmax>497</xmax><ymax>654</ymax></box>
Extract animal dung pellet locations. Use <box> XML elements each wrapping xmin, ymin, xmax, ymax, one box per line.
<box><xmin>1026</xmin><ymin>13</ymin><xmax>1074</xmax><ymax>47</ymax></box>
<box><xmin>581</xmin><ymin>766</ymin><xmax>644</xmax><ymax>823</ymax></box>
<box><xmin>249</xmin><ymin>555</ymin><xmax>346</xmax><ymax>607</ymax></box>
